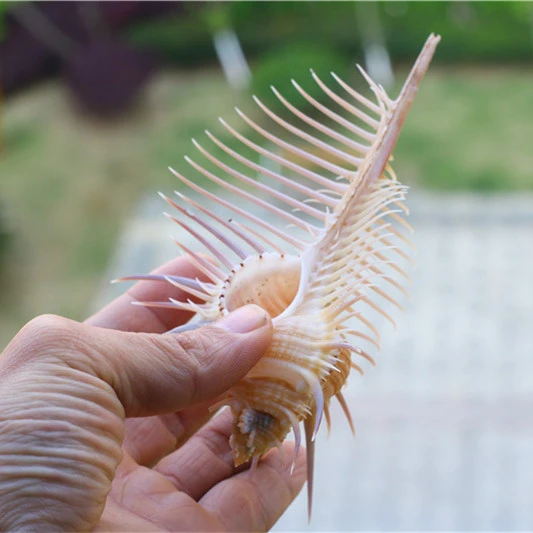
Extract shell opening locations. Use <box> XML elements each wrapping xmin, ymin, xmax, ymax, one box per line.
<box><xmin>223</xmin><ymin>252</ymin><xmax>301</xmax><ymax>318</ymax></box>
<box><xmin>231</xmin><ymin>405</ymin><xmax>287</xmax><ymax>465</ymax></box>
<box><xmin>239</xmin><ymin>408</ymin><xmax>276</xmax><ymax>436</ymax></box>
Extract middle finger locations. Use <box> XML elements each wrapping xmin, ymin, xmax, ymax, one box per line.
<box><xmin>152</xmin><ymin>408</ymin><xmax>238</xmax><ymax>500</ymax></box>
<box><xmin>124</xmin><ymin>399</ymin><xmax>218</xmax><ymax>466</ymax></box>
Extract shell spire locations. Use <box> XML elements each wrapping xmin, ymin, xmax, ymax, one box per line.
<box><xmin>119</xmin><ymin>34</ymin><xmax>440</xmax><ymax>519</ymax></box>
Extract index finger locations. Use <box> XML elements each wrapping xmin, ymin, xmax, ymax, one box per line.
<box><xmin>86</xmin><ymin>256</ymin><xmax>206</xmax><ymax>333</ymax></box>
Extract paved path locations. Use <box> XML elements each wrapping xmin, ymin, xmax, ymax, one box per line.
<box><xmin>96</xmin><ymin>190</ymin><xmax>533</xmax><ymax>531</ymax></box>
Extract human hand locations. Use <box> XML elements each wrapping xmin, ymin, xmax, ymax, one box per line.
<box><xmin>0</xmin><ymin>256</ymin><xmax>306</xmax><ymax>532</ymax></box>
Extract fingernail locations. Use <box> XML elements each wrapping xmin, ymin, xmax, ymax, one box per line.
<box><xmin>215</xmin><ymin>305</ymin><xmax>268</xmax><ymax>334</ymax></box>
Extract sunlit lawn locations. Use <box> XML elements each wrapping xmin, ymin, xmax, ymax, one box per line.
<box><xmin>393</xmin><ymin>66</ymin><xmax>533</xmax><ymax>191</ymax></box>
<box><xmin>1</xmin><ymin>65</ymin><xmax>532</xmax><ymax>347</ymax></box>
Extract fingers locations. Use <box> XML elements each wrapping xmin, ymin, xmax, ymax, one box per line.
<box><xmin>200</xmin><ymin>443</ymin><xmax>307</xmax><ymax>531</ymax></box>
<box><xmin>112</xmin><ymin>417</ymin><xmax>306</xmax><ymax>532</ymax></box>
<box><xmin>87</xmin><ymin>254</ymin><xmax>221</xmax><ymax>463</ymax></box>
<box><xmin>7</xmin><ymin>306</ymin><xmax>272</xmax><ymax>418</ymax></box>
<box><xmin>123</xmin><ymin>399</ymin><xmax>217</xmax><ymax>466</ymax></box>
<box><xmin>102</xmin><ymin>454</ymin><xmax>226</xmax><ymax>532</ymax></box>
<box><xmin>153</xmin><ymin>409</ymin><xmax>236</xmax><ymax>500</ymax></box>
<box><xmin>86</xmin><ymin>256</ymin><xmax>207</xmax><ymax>333</ymax></box>
<box><xmin>105</xmin><ymin>306</ymin><xmax>272</xmax><ymax>417</ymax></box>
<box><xmin>152</xmin><ymin>408</ymin><xmax>307</xmax><ymax>530</ymax></box>
<box><xmin>122</xmin><ymin>416</ymin><xmax>179</xmax><ymax>467</ymax></box>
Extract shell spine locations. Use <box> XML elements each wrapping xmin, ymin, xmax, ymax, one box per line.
<box><xmin>121</xmin><ymin>34</ymin><xmax>441</xmax><ymax>518</ymax></box>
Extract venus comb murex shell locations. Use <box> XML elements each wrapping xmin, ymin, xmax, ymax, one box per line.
<box><xmin>118</xmin><ymin>34</ymin><xmax>440</xmax><ymax>518</ymax></box>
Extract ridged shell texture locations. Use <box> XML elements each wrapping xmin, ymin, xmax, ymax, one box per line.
<box><xmin>120</xmin><ymin>34</ymin><xmax>440</xmax><ymax>517</ymax></box>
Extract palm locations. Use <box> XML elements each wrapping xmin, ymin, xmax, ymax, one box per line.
<box><xmin>97</xmin><ymin>409</ymin><xmax>302</xmax><ymax>532</ymax></box>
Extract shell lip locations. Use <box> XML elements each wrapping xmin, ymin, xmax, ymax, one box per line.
<box><xmin>274</xmin><ymin>246</ymin><xmax>316</xmax><ymax>324</ymax></box>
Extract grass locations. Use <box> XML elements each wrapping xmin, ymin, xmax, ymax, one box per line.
<box><xmin>0</xmin><ymin>69</ymin><xmax>248</xmax><ymax>347</ymax></box>
<box><xmin>1</xmin><ymin>65</ymin><xmax>532</xmax><ymax>348</ymax></box>
<box><xmin>392</xmin><ymin>66</ymin><xmax>533</xmax><ymax>191</ymax></box>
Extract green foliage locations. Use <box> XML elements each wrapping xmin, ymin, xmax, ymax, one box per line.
<box><xmin>203</xmin><ymin>3</ymin><xmax>232</xmax><ymax>33</ymax></box>
<box><xmin>250</xmin><ymin>43</ymin><xmax>350</xmax><ymax>113</ymax></box>
<box><xmin>126</xmin><ymin>1</ymin><xmax>533</xmax><ymax>68</ymax></box>
<box><xmin>0</xmin><ymin>2</ymin><xmax>18</xmax><ymax>42</ymax></box>
<box><xmin>0</xmin><ymin>3</ymin><xmax>8</xmax><ymax>41</ymax></box>
<box><xmin>381</xmin><ymin>2</ymin><xmax>533</xmax><ymax>63</ymax></box>
<box><xmin>392</xmin><ymin>68</ymin><xmax>533</xmax><ymax>191</ymax></box>
<box><xmin>229</xmin><ymin>2</ymin><xmax>364</xmax><ymax>58</ymax></box>
<box><xmin>0</xmin><ymin>202</ymin><xmax>13</xmax><ymax>262</ymax></box>
<box><xmin>126</xmin><ymin>7</ymin><xmax>216</xmax><ymax>66</ymax></box>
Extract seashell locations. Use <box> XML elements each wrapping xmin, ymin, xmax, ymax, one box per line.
<box><xmin>118</xmin><ymin>34</ymin><xmax>440</xmax><ymax>517</ymax></box>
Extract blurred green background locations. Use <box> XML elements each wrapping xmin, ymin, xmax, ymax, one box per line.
<box><xmin>1</xmin><ymin>1</ymin><xmax>532</xmax><ymax>347</ymax></box>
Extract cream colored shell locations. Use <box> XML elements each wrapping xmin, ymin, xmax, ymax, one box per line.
<box><xmin>120</xmin><ymin>34</ymin><xmax>441</xmax><ymax>518</ymax></box>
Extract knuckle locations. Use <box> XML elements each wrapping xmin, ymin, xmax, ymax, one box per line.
<box><xmin>172</xmin><ymin>330</ymin><xmax>198</xmax><ymax>356</ymax></box>
<box><xmin>145</xmin><ymin>333</ymin><xmax>198</xmax><ymax>384</ymax></box>
<box><xmin>167</xmin><ymin>333</ymin><xmax>204</xmax><ymax>400</ymax></box>
<box><xmin>23</xmin><ymin>314</ymin><xmax>71</xmax><ymax>336</ymax></box>
<box><xmin>135</xmin><ymin>327</ymin><xmax>237</xmax><ymax>409</ymax></box>
<box><xmin>163</xmin><ymin>328</ymin><xmax>221</xmax><ymax>369</ymax></box>
<box><xmin>23</xmin><ymin>314</ymin><xmax>76</xmax><ymax>344</ymax></box>
<box><xmin>148</xmin><ymin>328</ymin><xmax>229</xmax><ymax>403</ymax></box>
<box><xmin>134</xmin><ymin>333</ymin><xmax>201</xmax><ymax>408</ymax></box>
<box><xmin>179</xmin><ymin>327</ymin><xmax>235</xmax><ymax>385</ymax></box>
<box><xmin>10</xmin><ymin>314</ymin><xmax>80</xmax><ymax>364</ymax></box>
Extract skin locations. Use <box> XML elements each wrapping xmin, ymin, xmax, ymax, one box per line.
<box><xmin>0</xmin><ymin>256</ymin><xmax>306</xmax><ymax>532</ymax></box>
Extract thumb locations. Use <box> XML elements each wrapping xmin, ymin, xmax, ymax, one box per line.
<box><xmin>2</xmin><ymin>305</ymin><xmax>272</xmax><ymax>418</ymax></box>
<box><xmin>101</xmin><ymin>304</ymin><xmax>273</xmax><ymax>417</ymax></box>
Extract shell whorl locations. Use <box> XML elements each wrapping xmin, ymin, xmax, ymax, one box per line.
<box><xmin>120</xmin><ymin>34</ymin><xmax>440</xmax><ymax>518</ymax></box>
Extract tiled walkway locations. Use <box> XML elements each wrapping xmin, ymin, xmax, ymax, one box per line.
<box><xmin>96</xmin><ymin>191</ymin><xmax>533</xmax><ymax>531</ymax></box>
